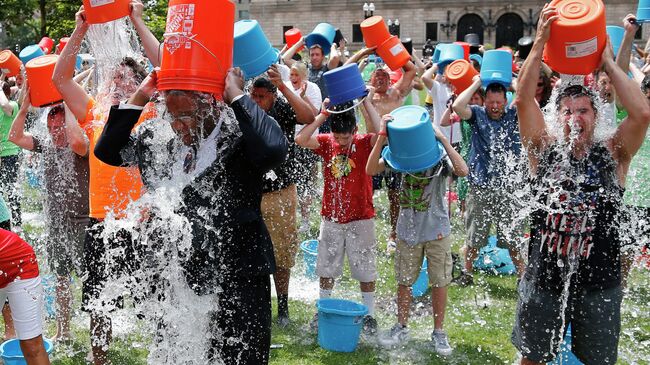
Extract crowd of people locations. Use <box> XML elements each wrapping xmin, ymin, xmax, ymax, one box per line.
<box><xmin>1</xmin><ymin>1</ymin><xmax>649</xmax><ymax>365</ymax></box>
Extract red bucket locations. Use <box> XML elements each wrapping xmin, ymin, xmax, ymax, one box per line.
<box><xmin>376</xmin><ymin>36</ymin><xmax>410</xmax><ymax>71</ymax></box>
<box><xmin>82</xmin><ymin>0</ymin><xmax>130</xmax><ymax>24</ymax></box>
<box><xmin>26</xmin><ymin>55</ymin><xmax>63</xmax><ymax>107</ymax></box>
<box><xmin>361</xmin><ymin>16</ymin><xmax>391</xmax><ymax>48</ymax></box>
<box><xmin>445</xmin><ymin>59</ymin><xmax>478</xmax><ymax>95</ymax></box>
<box><xmin>56</xmin><ymin>37</ymin><xmax>70</xmax><ymax>55</ymax></box>
<box><xmin>158</xmin><ymin>0</ymin><xmax>234</xmax><ymax>100</ymax></box>
<box><xmin>453</xmin><ymin>41</ymin><xmax>470</xmax><ymax>61</ymax></box>
<box><xmin>285</xmin><ymin>28</ymin><xmax>304</xmax><ymax>52</ymax></box>
<box><xmin>38</xmin><ymin>37</ymin><xmax>54</xmax><ymax>54</ymax></box>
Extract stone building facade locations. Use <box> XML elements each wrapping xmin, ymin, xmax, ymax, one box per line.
<box><xmin>248</xmin><ymin>0</ymin><xmax>644</xmax><ymax>52</ymax></box>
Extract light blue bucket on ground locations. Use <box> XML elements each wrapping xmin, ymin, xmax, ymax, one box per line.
<box><xmin>0</xmin><ymin>339</ymin><xmax>54</xmax><ymax>365</ymax></box>
<box><xmin>300</xmin><ymin>239</ymin><xmax>318</xmax><ymax>279</ymax></box>
<box><xmin>481</xmin><ymin>50</ymin><xmax>513</xmax><ymax>88</ymax></box>
<box><xmin>437</xmin><ymin>43</ymin><xmax>464</xmax><ymax>73</ymax></box>
<box><xmin>317</xmin><ymin>298</ymin><xmax>368</xmax><ymax>352</ymax></box>
<box><xmin>323</xmin><ymin>63</ymin><xmax>368</xmax><ymax>106</ymax></box>
<box><xmin>305</xmin><ymin>23</ymin><xmax>336</xmax><ymax>56</ymax></box>
<box><xmin>548</xmin><ymin>325</ymin><xmax>583</xmax><ymax>365</ymax></box>
<box><xmin>382</xmin><ymin>105</ymin><xmax>445</xmax><ymax>173</ymax></box>
<box><xmin>473</xmin><ymin>235</ymin><xmax>516</xmax><ymax>275</ymax></box>
<box><xmin>233</xmin><ymin>19</ymin><xmax>279</xmax><ymax>80</ymax></box>
<box><xmin>41</xmin><ymin>275</ymin><xmax>57</xmax><ymax>318</ymax></box>
<box><xmin>637</xmin><ymin>0</ymin><xmax>650</xmax><ymax>23</ymax></box>
<box><xmin>606</xmin><ymin>26</ymin><xmax>625</xmax><ymax>58</ymax></box>
<box><xmin>18</xmin><ymin>45</ymin><xmax>44</xmax><ymax>65</ymax></box>
<box><xmin>411</xmin><ymin>258</ymin><xmax>428</xmax><ymax>297</ymax></box>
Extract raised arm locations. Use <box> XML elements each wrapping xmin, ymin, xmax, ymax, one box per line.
<box><xmin>513</xmin><ymin>4</ymin><xmax>558</xmax><ymax>157</ymax></box>
<box><xmin>295</xmin><ymin>99</ymin><xmax>329</xmax><ymax>150</ymax></box>
<box><xmin>421</xmin><ymin>62</ymin><xmax>438</xmax><ymax>91</ymax></box>
<box><xmin>8</xmin><ymin>92</ymin><xmax>34</xmax><ymax>151</ymax></box>
<box><xmin>268</xmin><ymin>64</ymin><xmax>314</xmax><ymax>124</ymax></box>
<box><xmin>129</xmin><ymin>0</ymin><xmax>161</xmax><ymax>67</ymax></box>
<box><xmin>52</xmin><ymin>6</ymin><xmax>91</xmax><ymax>121</ymax></box>
<box><xmin>344</xmin><ymin>47</ymin><xmax>375</xmax><ymax>66</ymax></box>
<box><xmin>327</xmin><ymin>44</ymin><xmax>341</xmax><ymax>70</ymax></box>
<box><xmin>366</xmin><ymin>115</ymin><xmax>390</xmax><ymax>176</ymax></box>
<box><xmin>64</xmin><ymin>103</ymin><xmax>90</xmax><ymax>157</ymax></box>
<box><xmin>281</xmin><ymin>37</ymin><xmax>303</xmax><ymax>68</ymax></box>
<box><xmin>360</xmin><ymin>93</ymin><xmax>381</xmax><ymax>145</ymax></box>
<box><xmin>393</xmin><ymin>61</ymin><xmax>416</xmax><ymax>98</ymax></box>
<box><xmin>616</xmin><ymin>14</ymin><xmax>639</xmax><ymax>77</ymax></box>
<box><xmin>452</xmin><ymin>75</ymin><xmax>481</xmax><ymax>120</ymax></box>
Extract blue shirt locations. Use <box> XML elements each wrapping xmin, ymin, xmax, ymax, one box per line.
<box><xmin>467</xmin><ymin>105</ymin><xmax>522</xmax><ymax>187</ymax></box>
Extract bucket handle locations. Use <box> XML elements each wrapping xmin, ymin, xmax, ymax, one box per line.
<box><xmin>326</xmin><ymin>94</ymin><xmax>367</xmax><ymax>115</ymax></box>
<box><xmin>353</xmin><ymin>316</ymin><xmax>364</xmax><ymax>325</ymax></box>
<box><xmin>162</xmin><ymin>32</ymin><xmax>226</xmax><ymax>75</ymax></box>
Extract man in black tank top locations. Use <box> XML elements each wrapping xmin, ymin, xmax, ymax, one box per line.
<box><xmin>511</xmin><ymin>6</ymin><xmax>650</xmax><ymax>365</ymax></box>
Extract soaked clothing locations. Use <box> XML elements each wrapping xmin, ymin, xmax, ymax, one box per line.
<box><xmin>314</xmin><ymin>133</ymin><xmax>375</xmax><ymax>224</ymax></box>
<box><xmin>262</xmin><ymin>98</ymin><xmax>297</xmax><ymax>193</ymax></box>
<box><xmin>0</xmin><ymin>229</ymin><xmax>39</xmax><ymax>288</ymax></box>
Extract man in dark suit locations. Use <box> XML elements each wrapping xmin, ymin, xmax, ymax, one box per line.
<box><xmin>94</xmin><ymin>67</ymin><xmax>288</xmax><ymax>365</ymax></box>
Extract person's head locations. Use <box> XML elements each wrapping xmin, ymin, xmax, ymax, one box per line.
<box><xmin>309</xmin><ymin>45</ymin><xmax>325</xmax><ymax>68</ymax></box>
<box><xmin>290</xmin><ymin>62</ymin><xmax>308</xmax><ymax>86</ymax></box>
<box><xmin>14</xmin><ymin>73</ymin><xmax>24</xmax><ymax>88</ymax></box>
<box><xmin>1</xmin><ymin>82</ymin><xmax>10</xmax><ymax>98</ymax></box>
<box><xmin>47</xmin><ymin>105</ymin><xmax>66</xmax><ymax>148</ymax></box>
<box><xmin>370</xmin><ymin>68</ymin><xmax>391</xmax><ymax>94</ymax></box>
<box><xmin>594</xmin><ymin>69</ymin><xmax>614</xmax><ymax>104</ymax></box>
<box><xmin>484</xmin><ymin>83</ymin><xmax>507</xmax><ymax>120</ymax></box>
<box><xmin>555</xmin><ymin>85</ymin><xmax>598</xmax><ymax>148</ymax></box>
<box><xmin>164</xmin><ymin>90</ymin><xmax>218</xmax><ymax>146</ymax></box>
<box><xmin>641</xmin><ymin>74</ymin><xmax>650</xmax><ymax>105</ymax></box>
<box><xmin>329</xmin><ymin>104</ymin><xmax>357</xmax><ymax>149</ymax></box>
<box><xmin>250</xmin><ymin>77</ymin><xmax>278</xmax><ymax>112</ymax></box>
<box><xmin>470</xmin><ymin>89</ymin><xmax>485</xmax><ymax>106</ymax></box>
<box><xmin>110</xmin><ymin>57</ymin><xmax>147</xmax><ymax>106</ymax></box>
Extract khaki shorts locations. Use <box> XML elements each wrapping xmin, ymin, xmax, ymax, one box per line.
<box><xmin>317</xmin><ymin>218</ymin><xmax>377</xmax><ymax>282</ymax></box>
<box><xmin>262</xmin><ymin>185</ymin><xmax>298</xmax><ymax>269</ymax></box>
<box><xmin>465</xmin><ymin>187</ymin><xmax>525</xmax><ymax>250</ymax></box>
<box><xmin>395</xmin><ymin>236</ymin><xmax>453</xmax><ymax>287</ymax></box>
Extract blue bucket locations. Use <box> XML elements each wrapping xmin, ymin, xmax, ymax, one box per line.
<box><xmin>411</xmin><ymin>258</ymin><xmax>429</xmax><ymax>297</ymax></box>
<box><xmin>548</xmin><ymin>325</ymin><xmax>583</xmax><ymax>365</ymax></box>
<box><xmin>469</xmin><ymin>53</ymin><xmax>483</xmax><ymax>67</ymax></box>
<box><xmin>432</xmin><ymin>44</ymin><xmax>446</xmax><ymax>64</ymax></box>
<box><xmin>606</xmin><ymin>26</ymin><xmax>625</xmax><ymax>58</ymax></box>
<box><xmin>382</xmin><ymin>105</ymin><xmax>445</xmax><ymax>173</ymax></box>
<box><xmin>0</xmin><ymin>339</ymin><xmax>54</xmax><ymax>365</ymax></box>
<box><xmin>233</xmin><ymin>20</ymin><xmax>279</xmax><ymax>80</ymax></box>
<box><xmin>305</xmin><ymin>23</ymin><xmax>336</xmax><ymax>56</ymax></box>
<box><xmin>437</xmin><ymin>43</ymin><xmax>464</xmax><ymax>72</ymax></box>
<box><xmin>317</xmin><ymin>298</ymin><xmax>368</xmax><ymax>352</ymax></box>
<box><xmin>19</xmin><ymin>45</ymin><xmax>44</xmax><ymax>65</ymax></box>
<box><xmin>300</xmin><ymin>240</ymin><xmax>318</xmax><ymax>279</ymax></box>
<box><xmin>638</xmin><ymin>0</ymin><xmax>650</xmax><ymax>23</ymax></box>
<box><xmin>323</xmin><ymin>64</ymin><xmax>368</xmax><ymax>106</ymax></box>
<box><xmin>41</xmin><ymin>275</ymin><xmax>57</xmax><ymax>318</ymax></box>
<box><xmin>473</xmin><ymin>236</ymin><xmax>516</xmax><ymax>275</ymax></box>
<box><xmin>481</xmin><ymin>50</ymin><xmax>513</xmax><ymax>88</ymax></box>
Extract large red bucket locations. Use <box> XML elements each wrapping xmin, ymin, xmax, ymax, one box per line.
<box><xmin>361</xmin><ymin>16</ymin><xmax>391</xmax><ymax>48</ymax></box>
<box><xmin>56</xmin><ymin>37</ymin><xmax>70</xmax><ymax>55</ymax></box>
<box><xmin>543</xmin><ymin>0</ymin><xmax>606</xmax><ymax>75</ymax></box>
<box><xmin>285</xmin><ymin>28</ymin><xmax>304</xmax><ymax>52</ymax></box>
<box><xmin>0</xmin><ymin>50</ymin><xmax>22</xmax><ymax>77</ymax></box>
<box><xmin>158</xmin><ymin>0</ymin><xmax>234</xmax><ymax>100</ymax></box>
<box><xmin>82</xmin><ymin>0</ymin><xmax>130</xmax><ymax>24</ymax></box>
<box><xmin>25</xmin><ymin>55</ymin><xmax>63</xmax><ymax>107</ymax></box>
<box><xmin>376</xmin><ymin>36</ymin><xmax>410</xmax><ymax>71</ymax></box>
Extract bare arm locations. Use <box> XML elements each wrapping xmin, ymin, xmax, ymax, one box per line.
<box><xmin>8</xmin><ymin>93</ymin><xmax>34</xmax><ymax>151</ymax></box>
<box><xmin>344</xmin><ymin>47</ymin><xmax>375</xmax><ymax>67</ymax></box>
<box><xmin>130</xmin><ymin>0</ymin><xmax>162</xmax><ymax>67</ymax></box>
<box><xmin>327</xmin><ymin>44</ymin><xmax>341</xmax><ymax>70</ymax></box>
<box><xmin>52</xmin><ymin>7</ymin><xmax>91</xmax><ymax>121</ymax></box>
<box><xmin>268</xmin><ymin>64</ymin><xmax>314</xmax><ymax>124</ymax></box>
<box><xmin>439</xmin><ymin>104</ymin><xmax>452</xmax><ymax>127</ymax></box>
<box><xmin>452</xmin><ymin>76</ymin><xmax>481</xmax><ymax>120</ymax></box>
<box><xmin>366</xmin><ymin>115</ymin><xmax>390</xmax><ymax>176</ymax></box>
<box><xmin>295</xmin><ymin>99</ymin><xmax>329</xmax><ymax>150</ymax></box>
<box><xmin>393</xmin><ymin>61</ymin><xmax>416</xmax><ymax>98</ymax></box>
<box><xmin>64</xmin><ymin>103</ymin><xmax>90</xmax><ymax>157</ymax></box>
<box><xmin>421</xmin><ymin>62</ymin><xmax>438</xmax><ymax>91</ymax></box>
<box><xmin>361</xmin><ymin>93</ymin><xmax>381</xmax><ymax>146</ymax></box>
<box><xmin>615</xmin><ymin>14</ymin><xmax>638</xmax><ymax>76</ymax></box>
<box><xmin>281</xmin><ymin>37</ymin><xmax>303</xmax><ymax>68</ymax></box>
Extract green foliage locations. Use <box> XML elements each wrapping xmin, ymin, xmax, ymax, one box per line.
<box><xmin>142</xmin><ymin>0</ymin><xmax>169</xmax><ymax>41</ymax></box>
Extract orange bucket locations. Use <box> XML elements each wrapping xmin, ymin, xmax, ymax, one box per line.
<box><xmin>454</xmin><ymin>41</ymin><xmax>470</xmax><ymax>61</ymax></box>
<box><xmin>25</xmin><ymin>55</ymin><xmax>63</xmax><ymax>107</ymax></box>
<box><xmin>285</xmin><ymin>28</ymin><xmax>304</xmax><ymax>52</ymax></box>
<box><xmin>543</xmin><ymin>0</ymin><xmax>606</xmax><ymax>75</ymax></box>
<box><xmin>82</xmin><ymin>0</ymin><xmax>130</xmax><ymax>24</ymax></box>
<box><xmin>56</xmin><ymin>37</ymin><xmax>69</xmax><ymax>55</ymax></box>
<box><xmin>445</xmin><ymin>59</ymin><xmax>478</xmax><ymax>95</ymax></box>
<box><xmin>158</xmin><ymin>0</ymin><xmax>234</xmax><ymax>100</ymax></box>
<box><xmin>38</xmin><ymin>37</ymin><xmax>54</xmax><ymax>54</ymax></box>
<box><xmin>0</xmin><ymin>50</ymin><xmax>22</xmax><ymax>77</ymax></box>
<box><xmin>376</xmin><ymin>36</ymin><xmax>410</xmax><ymax>71</ymax></box>
<box><xmin>361</xmin><ymin>16</ymin><xmax>391</xmax><ymax>48</ymax></box>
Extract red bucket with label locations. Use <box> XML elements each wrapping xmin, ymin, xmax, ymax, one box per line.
<box><xmin>376</xmin><ymin>36</ymin><xmax>410</xmax><ymax>71</ymax></box>
<box><xmin>82</xmin><ymin>0</ymin><xmax>130</xmax><ymax>24</ymax></box>
<box><xmin>158</xmin><ymin>0</ymin><xmax>234</xmax><ymax>100</ymax></box>
<box><xmin>26</xmin><ymin>55</ymin><xmax>63</xmax><ymax>107</ymax></box>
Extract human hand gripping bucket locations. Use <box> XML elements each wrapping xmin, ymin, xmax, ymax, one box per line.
<box><xmin>233</xmin><ymin>20</ymin><xmax>280</xmax><ymax>80</ymax></box>
<box><xmin>323</xmin><ymin>64</ymin><xmax>368</xmax><ymax>113</ymax></box>
<box><xmin>82</xmin><ymin>0</ymin><xmax>130</xmax><ymax>24</ymax></box>
<box><xmin>26</xmin><ymin>55</ymin><xmax>63</xmax><ymax>108</ymax></box>
<box><xmin>381</xmin><ymin>105</ymin><xmax>445</xmax><ymax>173</ymax></box>
<box><xmin>305</xmin><ymin>23</ymin><xmax>336</xmax><ymax>56</ymax></box>
<box><xmin>317</xmin><ymin>298</ymin><xmax>368</xmax><ymax>352</ymax></box>
<box><xmin>158</xmin><ymin>0</ymin><xmax>234</xmax><ymax>100</ymax></box>
<box><xmin>543</xmin><ymin>0</ymin><xmax>607</xmax><ymax>75</ymax></box>
<box><xmin>0</xmin><ymin>50</ymin><xmax>22</xmax><ymax>77</ymax></box>
<box><xmin>0</xmin><ymin>338</ymin><xmax>54</xmax><ymax>365</ymax></box>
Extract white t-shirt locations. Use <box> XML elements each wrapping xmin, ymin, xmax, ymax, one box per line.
<box><xmin>428</xmin><ymin>80</ymin><xmax>462</xmax><ymax>144</ymax></box>
<box><xmin>284</xmin><ymin>80</ymin><xmax>322</xmax><ymax>136</ymax></box>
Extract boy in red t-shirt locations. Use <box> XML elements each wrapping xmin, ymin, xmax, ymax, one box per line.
<box><xmin>295</xmin><ymin>97</ymin><xmax>382</xmax><ymax>334</ymax></box>
<box><xmin>0</xmin><ymin>229</ymin><xmax>51</xmax><ymax>365</ymax></box>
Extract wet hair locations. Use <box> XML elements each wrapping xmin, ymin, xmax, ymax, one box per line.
<box><xmin>1</xmin><ymin>83</ymin><xmax>10</xmax><ymax>98</ymax></box>
<box><xmin>555</xmin><ymin>85</ymin><xmax>597</xmax><ymax>115</ymax></box>
<box><xmin>641</xmin><ymin>74</ymin><xmax>650</xmax><ymax>94</ymax></box>
<box><xmin>485</xmin><ymin>83</ymin><xmax>507</xmax><ymax>99</ymax></box>
<box><xmin>538</xmin><ymin>71</ymin><xmax>553</xmax><ymax>108</ymax></box>
<box><xmin>252</xmin><ymin>77</ymin><xmax>277</xmax><ymax>94</ymax></box>
<box><xmin>290</xmin><ymin>62</ymin><xmax>308</xmax><ymax>80</ymax></box>
<box><xmin>120</xmin><ymin>57</ymin><xmax>147</xmax><ymax>84</ymax></box>
<box><xmin>309</xmin><ymin>44</ymin><xmax>324</xmax><ymax>55</ymax></box>
<box><xmin>329</xmin><ymin>102</ymin><xmax>356</xmax><ymax>134</ymax></box>
<box><xmin>48</xmin><ymin>104</ymin><xmax>64</xmax><ymax>120</ymax></box>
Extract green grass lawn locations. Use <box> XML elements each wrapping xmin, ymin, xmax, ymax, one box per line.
<box><xmin>4</xmin><ymin>171</ymin><xmax>650</xmax><ymax>365</ymax></box>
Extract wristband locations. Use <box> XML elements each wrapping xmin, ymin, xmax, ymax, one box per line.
<box><xmin>320</xmin><ymin>110</ymin><xmax>330</xmax><ymax>117</ymax></box>
<box><xmin>378</xmin><ymin>131</ymin><xmax>387</xmax><ymax>137</ymax></box>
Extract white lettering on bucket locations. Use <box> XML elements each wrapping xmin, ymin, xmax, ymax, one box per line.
<box><xmin>89</xmin><ymin>0</ymin><xmax>114</xmax><ymax>7</ymax></box>
<box><xmin>492</xmin><ymin>72</ymin><xmax>502</xmax><ymax>78</ymax></box>
<box><xmin>165</xmin><ymin>4</ymin><xmax>196</xmax><ymax>54</ymax></box>
<box><xmin>565</xmin><ymin>37</ymin><xmax>598</xmax><ymax>59</ymax></box>
<box><xmin>389</xmin><ymin>44</ymin><xmax>404</xmax><ymax>57</ymax></box>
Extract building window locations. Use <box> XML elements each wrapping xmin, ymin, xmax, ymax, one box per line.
<box><xmin>636</xmin><ymin>24</ymin><xmax>643</xmax><ymax>40</ymax></box>
<box><xmin>282</xmin><ymin>25</ymin><xmax>294</xmax><ymax>43</ymax></box>
<box><xmin>239</xmin><ymin>10</ymin><xmax>250</xmax><ymax>20</ymax></box>
<box><xmin>352</xmin><ymin>24</ymin><xmax>363</xmax><ymax>43</ymax></box>
<box><xmin>426</xmin><ymin>22</ymin><xmax>438</xmax><ymax>42</ymax></box>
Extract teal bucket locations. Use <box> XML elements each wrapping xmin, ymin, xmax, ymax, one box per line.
<box><xmin>233</xmin><ymin>20</ymin><xmax>279</xmax><ymax>80</ymax></box>
<box><xmin>637</xmin><ymin>0</ymin><xmax>650</xmax><ymax>23</ymax></box>
<box><xmin>606</xmin><ymin>26</ymin><xmax>625</xmax><ymax>58</ymax></box>
<box><xmin>19</xmin><ymin>45</ymin><xmax>44</xmax><ymax>65</ymax></box>
<box><xmin>473</xmin><ymin>236</ymin><xmax>516</xmax><ymax>275</ymax></box>
<box><xmin>548</xmin><ymin>325</ymin><xmax>583</xmax><ymax>365</ymax></box>
<box><xmin>300</xmin><ymin>240</ymin><xmax>318</xmax><ymax>279</ymax></box>
<box><xmin>0</xmin><ymin>339</ymin><xmax>54</xmax><ymax>365</ymax></box>
<box><xmin>382</xmin><ymin>105</ymin><xmax>445</xmax><ymax>173</ymax></box>
<box><xmin>411</xmin><ymin>258</ymin><xmax>429</xmax><ymax>297</ymax></box>
<box><xmin>481</xmin><ymin>50</ymin><xmax>513</xmax><ymax>88</ymax></box>
<box><xmin>305</xmin><ymin>23</ymin><xmax>336</xmax><ymax>56</ymax></box>
<box><xmin>317</xmin><ymin>298</ymin><xmax>368</xmax><ymax>352</ymax></box>
<box><xmin>437</xmin><ymin>43</ymin><xmax>464</xmax><ymax>72</ymax></box>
